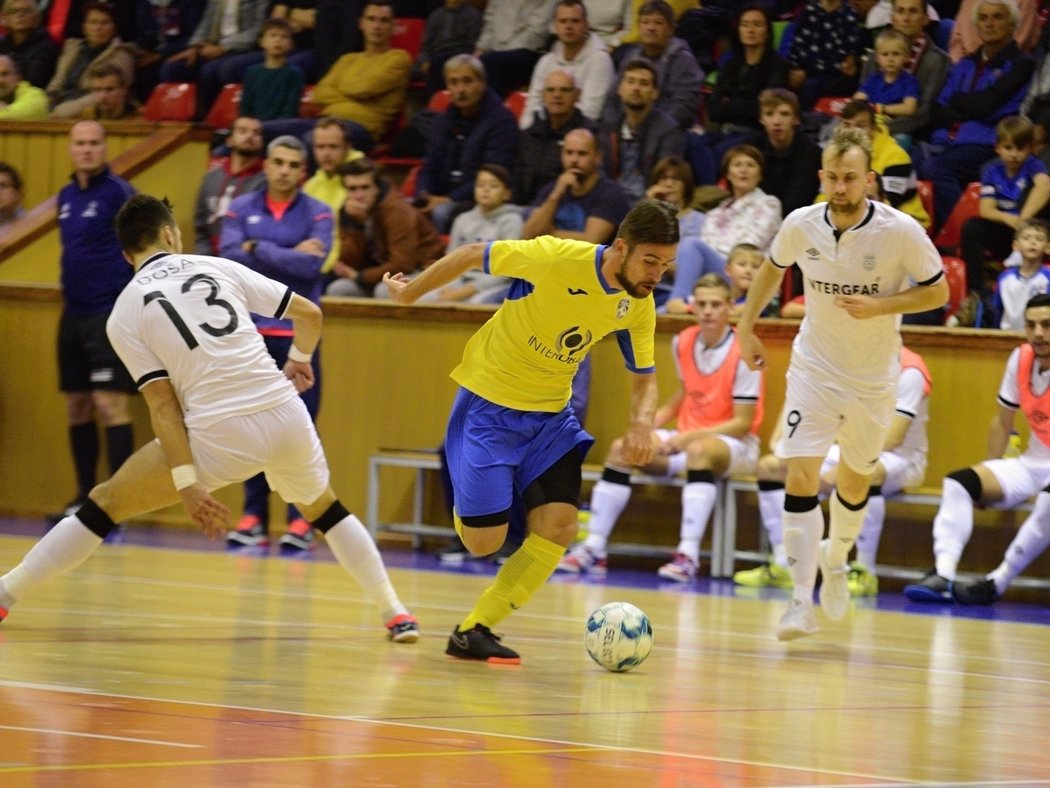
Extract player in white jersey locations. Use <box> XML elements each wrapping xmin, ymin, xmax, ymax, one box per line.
<box><xmin>736</xmin><ymin>125</ymin><xmax>948</xmax><ymax>641</ymax></box>
<box><xmin>0</xmin><ymin>195</ymin><xmax>420</xmax><ymax>643</ymax></box>
<box><xmin>906</xmin><ymin>294</ymin><xmax>1050</xmax><ymax>606</ymax></box>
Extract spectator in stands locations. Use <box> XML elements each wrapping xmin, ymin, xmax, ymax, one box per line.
<box><xmin>904</xmin><ymin>292</ymin><xmax>1050</xmax><ymax>604</ymax></box>
<box><xmin>556</xmin><ymin>272</ymin><xmax>764</xmax><ymax>580</ymax></box>
<box><xmin>614</xmin><ymin>0</ymin><xmax>696</xmax><ymax>47</ymax></box>
<box><xmin>598</xmin><ymin>58</ymin><xmax>684</xmax><ymax>203</ymax></box>
<box><xmin>70</xmin><ymin>62</ymin><xmax>143</xmax><ymax>120</ymax></box>
<box><xmin>514</xmin><ymin>69</ymin><xmax>596</xmax><ymax>205</ymax></box>
<box><xmin>854</xmin><ymin>28</ymin><xmax>921</xmax><ymax>125</ymax></box>
<box><xmin>132</xmin><ymin>0</ymin><xmax>205</xmax><ymax>102</ymax></box>
<box><xmin>0</xmin><ymin>53</ymin><xmax>48</xmax><ymax>118</ymax></box>
<box><xmin>313</xmin><ymin>0</ymin><xmax>363</xmax><ymax>76</ymax></box>
<box><xmin>857</xmin><ymin>0</ymin><xmax>950</xmax><ymax>141</ymax></box>
<box><xmin>700</xmin><ymin>144</ymin><xmax>781</xmax><ymax>257</ymax></box>
<box><xmin>822</xmin><ymin>100</ymin><xmax>930</xmax><ymax>229</ymax></box>
<box><xmin>519</xmin><ymin>0</ymin><xmax>614</xmax><ymax>129</ymax></box>
<box><xmin>948</xmin><ymin>0</ymin><xmax>1038</xmax><ymax>62</ymax></box>
<box><xmin>0</xmin><ymin>0</ymin><xmax>58</xmax><ymax>90</ymax></box>
<box><xmin>327</xmin><ymin>157</ymin><xmax>446</xmax><ymax>298</ymax></box>
<box><xmin>418</xmin><ymin>0</ymin><xmax>483</xmax><ymax>97</ymax></box>
<box><xmin>303</xmin><ymin>116</ymin><xmax>363</xmax><ymax>276</ymax></box>
<box><xmin>193</xmin><ymin>115</ymin><xmax>266</xmax><ymax>255</ymax></box>
<box><xmin>473</xmin><ymin>0</ymin><xmax>557</xmax><ymax>97</ymax></box>
<box><xmin>422</xmin><ymin>164</ymin><xmax>523</xmax><ymax>304</ymax></box>
<box><xmin>605</xmin><ymin>0</ymin><xmax>702</xmax><ymax>132</ymax></box>
<box><xmin>268</xmin><ymin>0</ymin><xmax>321</xmax><ymax>82</ymax></box>
<box><xmin>522</xmin><ymin>127</ymin><xmax>630</xmax><ymax>243</ymax></box>
<box><xmin>240</xmin><ymin>18</ymin><xmax>303</xmax><ymax>122</ymax></box>
<box><xmin>787</xmin><ymin>0</ymin><xmax>867</xmax><ymax>109</ymax></box>
<box><xmin>220</xmin><ymin>135</ymin><xmax>332</xmax><ymax>553</ymax></box>
<box><xmin>706</xmin><ymin>4</ymin><xmax>790</xmax><ymax>138</ymax></box>
<box><xmin>918</xmin><ymin>0</ymin><xmax>1034</xmax><ymax>231</ymax></box>
<box><xmin>416</xmin><ymin>54</ymin><xmax>519</xmax><ymax>233</ymax></box>
<box><xmin>0</xmin><ymin>162</ymin><xmax>25</xmax><ymax>227</ymax></box>
<box><xmin>582</xmin><ymin>0</ymin><xmax>628</xmax><ymax>47</ymax></box>
<box><xmin>158</xmin><ymin>0</ymin><xmax>268</xmax><ymax>122</ymax></box>
<box><xmin>958</xmin><ymin>115</ymin><xmax>1050</xmax><ymax>315</ymax></box>
<box><xmin>299</xmin><ymin>2</ymin><xmax>411</xmax><ymax>151</ymax></box>
<box><xmin>47</xmin><ymin>2</ymin><xmax>135</xmax><ymax>118</ymax></box>
<box><xmin>42</xmin><ymin>0</ymin><xmax>136</xmax><ymax>46</ymax></box>
<box><xmin>646</xmin><ymin>154</ymin><xmax>702</xmax><ymax>237</ymax></box>
<box><xmin>991</xmin><ymin>218</ymin><xmax>1050</xmax><ymax>330</ymax></box>
<box><xmin>748</xmin><ymin>88</ymin><xmax>823</xmax><ymax>219</ymax></box>
<box><xmin>51</xmin><ymin>120</ymin><xmax>137</xmax><ymax>524</ymax></box>
<box><xmin>736</xmin><ymin>347</ymin><xmax>931</xmax><ymax>596</ymax></box>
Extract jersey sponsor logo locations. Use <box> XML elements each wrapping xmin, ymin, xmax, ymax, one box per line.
<box><xmin>616</xmin><ymin>298</ymin><xmax>630</xmax><ymax>319</ymax></box>
<box><xmin>81</xmin><ymin>200</ymin><xmax>99</xmax><ymax>218</ymax></box>
<box><xmin>807</xmin><ymin>278</ymin><xmax>881</xmax><ymax>296</ymax></box>
<box><xmin>567</xmin><ymin>287</ymin><xmax>588</xmax><ymax>296</ymax></box>
<box><xmin>527</xmin><ymin>326</ymin><xmax>593</xmax><ymax>364</ymax></box>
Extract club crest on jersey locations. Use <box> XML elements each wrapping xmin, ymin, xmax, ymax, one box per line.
<box><xmin>863</xmin><ymin>254</ymin><xmax>876</xmax><ymax>271</ymax></box>
<box><xmin>616</xmin><ymin>298</ymin><xmax>630</xmax><ymax>319</ymax></box>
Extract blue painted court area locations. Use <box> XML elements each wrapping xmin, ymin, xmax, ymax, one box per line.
<box><xmin>2</xmin><ymin>516</ymin><xmax>1048</xmax><ymax>627</ymax></box>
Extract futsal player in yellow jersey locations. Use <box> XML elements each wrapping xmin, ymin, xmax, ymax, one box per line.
<box><xmin>385</xmin><ymin>199</ymin><xmax>680</xmax><ymax>663</ymax></box>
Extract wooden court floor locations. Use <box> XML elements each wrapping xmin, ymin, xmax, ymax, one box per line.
<box><xmin>0</xmin><ymin>534</ymin><xmax>1047</xmax><ymax>787</ymax></box>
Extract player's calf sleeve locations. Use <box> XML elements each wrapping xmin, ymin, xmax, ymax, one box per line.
<box><xmin>828</xmin><ymin>491</ymin><xmax>868</xmax><ymax>566</ymax></box>
<box><xmin>855</xmin><ymin>486</ymin><xmax>884</xmax><ymax>569</ymax></box>
<box><xmin>461</xmin><ymin>531</ymin><xmax>564</xmax><ymax>630</ymax></box>
<box><xmin>933</xmin><ymin>475</ymin><xmax>979</xmax><ymax>579</ymax></box>
<box><xmin>783</xmin><ymin>494</ymin><xmax>822</xmax><ymax>603</ymax></box>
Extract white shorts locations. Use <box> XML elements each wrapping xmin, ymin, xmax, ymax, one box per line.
<box><xmin>981</xmin><ymin>454</ymin><xmax>1050</xmax><ymax>509</ymax></box>
<box><xmin>653</xmin><ymin>428</ymin><xmax>759</xmax><ymax>478</ymax></box>
<box><xmin>819</xmin><ymin>444</ymin><xmax>927</xmax><ymax>495</ymax></box>
<box><xmin>189</xmin><ymin>397</ymin><xmax>330</xmax><ymax>506</ymax></box>
<box><xmin>776</xmin><ymin>367</ymin><xmax>896</xmax><ymax>475</ymax></box>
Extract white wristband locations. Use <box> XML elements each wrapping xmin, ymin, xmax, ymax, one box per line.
<box><xmin>171</xmin><ymin>464</ymin><xmax>198</xmax><ymax>491</ymax></box>
<box><xmin>287</xmin><ymin>345</ymin><xmax>312</xmax><ymax>363</ymax></box>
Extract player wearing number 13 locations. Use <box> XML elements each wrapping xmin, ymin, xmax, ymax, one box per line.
<box><xmin>0</xmin><ymin>195</ymin><xmax>419</xmax><ymax>642</ymax></box>
<box><xmin>735</xmin><ymin>125</ymin><xmax>948</xmax><ymax>641</ymax></box>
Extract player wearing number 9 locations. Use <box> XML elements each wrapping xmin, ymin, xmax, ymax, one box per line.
<box><xmin>0</xmin><ymin>195</ymin><xmax>420</xmax><ymax>643</ymax></box>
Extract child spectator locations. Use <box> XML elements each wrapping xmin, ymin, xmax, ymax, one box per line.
<box><xmin>0</xmin><ymin>161</ymin><xmax>25</xmax><ymax>227</ymax></box>
<box><xmin>418</xmin><ymin>0</ymin><xmax>483</xmax><ymax>97</ymax></box>
<box><xmin>959</xmin><ymin>115</ymin><xmax>1050</xmax><ymax>320</ymax></box>
<box><xmin>427</xmin><ymin>164</ymin><xmax>523</xmax><ymax>304</ymax></box>
<box><xmin>240</xmin><ymin>18</ymin><xmax>303</xmax><ymax>122</ymax></box>
<box><xmin>854</xmin><ymin>28</ymin><xmax>919</xmax><ymax>124</ymax></box>
<box><xmin>992</xmin><ymin>218</ymin><xmax>1050</xmax><ymax>330</ymax></box>
<box><xmin>724</xmin><ymin>242</ymin><xmax>764</xmax><ymax>318</ymax></box>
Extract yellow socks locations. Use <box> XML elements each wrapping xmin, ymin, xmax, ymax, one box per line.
<box><xmin>461</xmin><ymin>532</ymin><xmax>565</xmax><ymax>630</ymax></box>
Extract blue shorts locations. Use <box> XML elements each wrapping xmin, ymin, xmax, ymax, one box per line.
<box><xmin>445</xmin><ymin>388</ymin><xmax>594</xmax><ymax>519</ymax></box>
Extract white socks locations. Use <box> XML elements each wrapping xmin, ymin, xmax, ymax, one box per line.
<box><xmin>676</xmin><ymin>482</ymin><xmax>717</xmax><ymax>562</ymax></box>
<box><xmin>323</xmin><ymin>514</ymin><xmax>407</xmax><ymax>623</ymax></box>
<box><xmin>784</xmin><ymin>505</ymin><xmax>824</xmax><ymax>604</ymax></box>
<box><xmin>0</xmin><ymin>515</ymin><xmax>103</xmax><ymax>605</ymax></box>
<box><xmin>989</xmin><ymin>490</ymin><xmax>1050</xmax><ymax>594</ymax></box>
<box><xmin>933</xmin><ymin>477</ymin><xmax>975</xmax><ymax>580</ymax></box>
<box><xmin>583</xmin><ymin>479</ymin><xmax>632</xmax><ymax>555</ymax></box>
<box><xmin>827</xmin><ymin>493</ymin><xmax>868</xmax><ymax>567</ymax></box>
<box><xmin>855</xmin><ymin>493</ymin><xmax>885</xmax><ymax>570</ymax></box>
<box><xmin>758</xmin><ymin>486</ymin><xmax>786</xmax><ymax>565</ymax></box>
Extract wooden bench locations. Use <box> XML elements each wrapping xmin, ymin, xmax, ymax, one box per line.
<box><xmin>366</xmin><ymin>448</ymin><xmax>730</xmax><ymax>570</ymax></box>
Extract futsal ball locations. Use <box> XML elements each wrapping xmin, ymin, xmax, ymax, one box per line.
<box><xmin>585</xmin><ymin>602</ymin><xmax>653</xmax><ymax>672</ymax></box>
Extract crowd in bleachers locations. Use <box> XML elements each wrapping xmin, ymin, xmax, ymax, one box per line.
<box><xmin>9</xmin><ymin>0</ymin><xmax>1050</xmax><ymax>326</ymax></box>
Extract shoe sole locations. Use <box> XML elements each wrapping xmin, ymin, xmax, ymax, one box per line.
<box><xmin>657</xmin><ymin>568</ymin><xmax>694</xmax><ymax>582</ymax></box>
<box><xmin>776</xmin><ymin>623</ymin><xmax>819</xmax><ymax>641</ymax></box>
<box><xmin>903</xmin><ymin>584</ymin><xmax>953</xmax><ymax>604</ymax></box>
<box><xmin>445</xmin><ymin>650</ymin><xmax>521</xmax><ymax>665</ymax></box>
<box><xmin>226</xmin><ymin>539</ymin><xmax>270</xmax><ymax>548</ymax></box>
<box><xmin>389</xmin><ymin>630</ymin><xmax>420</xmax><ymax>643</ymax></box>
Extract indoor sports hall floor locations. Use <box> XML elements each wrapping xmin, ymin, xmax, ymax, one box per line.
<box><xmin>0</xmin><ymin>517</ymin><xmax>1047</xmax><ymax>787</ymax></box>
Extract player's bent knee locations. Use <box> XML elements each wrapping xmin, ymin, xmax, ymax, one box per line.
<box><xmin>947</xmin><ymin>467</ymin><xmax>983</xmax><ymax>502</ymax></box>
<box><xmin>757</xmin><ymin>453</ymin><xmax>784</xmax><ymax>480</ymax></box>
<box><xmin>459</xmin><ymin>511</ymin><xmax>510</xmax><ymax>555</ymax></box>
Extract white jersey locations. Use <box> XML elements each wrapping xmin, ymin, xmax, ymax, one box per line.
<box><xmin>769</xmin><ymin>201</ymin><xmax>943</xmax><ymax>394</ymax></box>
<box><xmin>107</xmin><ymin>252</ymin><xmax>300</xmax><ymax>430</ymax></box>
<box><xmin>894</xmin><ymin>365</ymin><xmax>929</xmax><ymax>461</ymax></box>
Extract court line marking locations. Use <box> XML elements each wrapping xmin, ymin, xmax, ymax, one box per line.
<box><xmin>0</xmin><ymin>724</ymin><xmax>202</xmax><ymax>748</ymax></box>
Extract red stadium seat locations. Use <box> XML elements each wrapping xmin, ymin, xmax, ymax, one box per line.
<box><xmin>934</xmin><ymin>181</ymin><xmax>982</xmax><ymax>254</ymax></box>
<box><xmin>504</xmin><ymin>91</ymin><xmax>528</xmax><ymax>122</ymax></box>
<box><xmin>143</xmin><ymin>82</ymin><xmax>197</xmax><ymax>122</ymax></box>
<box><xmin>940</xmin><ymin>255</ymin><xmax>968</xmax><ymax>322</ymax></box>
<box><xmin>375</xmin><ymin>91</ymin><xmax>450</xmax><ymax>168</ymax></box>
<box><xmin>399</xmin><ymin>164</ymin><xmax>422</xmax><ymax>198</ymax></box>
<box><xmin>916</xmin><ymin>180</ymin><xmax>935</xmax><ymax>237</ymax></box>
<box><xmin>391</xmin><ymin>18</ymin><xmax>424</xmax><ymax>60</ymax></box>
<box><xmin>813</xmin><ymin>96</ymin><xmax>851</xmax><ymax>117</ymax></box>
<box><xmin>202</xmin><ymin>83</ymin><xmax>241</xmax><ymax>131</ymax></box>
<box><xmin>298</xmin><ymin>84</ymin><xmax>321</xmax><ymax>119</ymax></box>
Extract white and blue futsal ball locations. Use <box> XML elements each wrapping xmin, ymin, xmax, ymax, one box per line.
<box><xmin>584</xmin><ymin>602</ymin><xmax>653</xmax><ymax>672</ymax></box>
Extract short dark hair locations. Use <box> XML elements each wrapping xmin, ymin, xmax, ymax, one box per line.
<box><xmin>616</xmin><ymin>198</ymin><xmax>679</xmax><ymax>248</ymax></box>
<box><xmin>638</xmin><ymin>0</ymin><xmax>673</xmax><ymax>25</ymax></box>
<box><xmin>82</xmin><ymin>1</ymin><xmax>116</xmax><ymax>21</ymax></box>
<box><xmin>477</xmin><ymin>162</ymin><xmax>512</xmax><ymax>190</ymax></box>
<box><xmin>721</xmin><ymin>143</ymin><xmax>765</xmax><ymax>180</ymax></box>
<box><xmin>87</xmin><ymin>62</ymin><xmax>126</xmax><ymax>85</ymax></box>
<box><xmin>260</xmin><ymin>17</ymin><xmax>294</xmax><ymax>37</ymax></box>
<box><xmin>840</xmin><ymin>98</ymin><xmax>875</xmax><ymax>123</ymax></box>
<box><xmin>1017</xmin><ymin>217</ymin><xmax>1050</xmax><ymax>240</ymax></box>
<box><xmin>997</xmin><ymin>114</ymin><xmax>1034</xmax><ymax>148</ymax></box>
<box><xmin>758</xmin><ymin>87</ymin><xmax>800</xmax><ymax>118</ymax></box>
<box><xmin>693</xmin><ymin>272</ymin><xmax>731</xmax><ymax>298</ymax></box>
<box><xmin>340</xmin><ymin>156</ymin><xmax>380</xmax><ymax>184</ymax></box>
<box><xmin>0</xmin><ymin>161</ymin><xmax>22</xmax><ymax>191</ymax></box>
<box><xmin>621</xmin><ymin>58</ymin><xmax>658</xmax><ymax>85</ymax></box>
<box><xmin>649</xmin><ymin>155</ymin><xmax>695</xmax><ymax>207</ymax></box>
<box><xmin>1026</xmin><ymin>292</ymin><xmax>1050</xmax><ymax>312</ymax></box>
<box><xmin>115</xmin><ymin>194</ymin><xmax>176</xmax><ymax>254</ymax></box>
<box><xmin>555</xmin><ymin>0</ymin><xmax>587</xmax><ymax>19</ymax></box>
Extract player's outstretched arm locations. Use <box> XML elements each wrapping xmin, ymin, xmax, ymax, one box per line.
<box><xmin>735</xmin><ymin>259</ymin><xmax>786</xmax><ymax>370</ymax></box>
<box><xmin>141</xmin><ymin>380</ymin><xmax>230</xmax><ymax>538</ymax></box>
<box><xmin>282</xmin><ymin>293</ymin><xmax>322</xmax><ymax>392</ymax></box>
<box><xmin>383</xmin><ymin>242</ymin><xmax>487</xmax><ymax>305</ymax></box>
